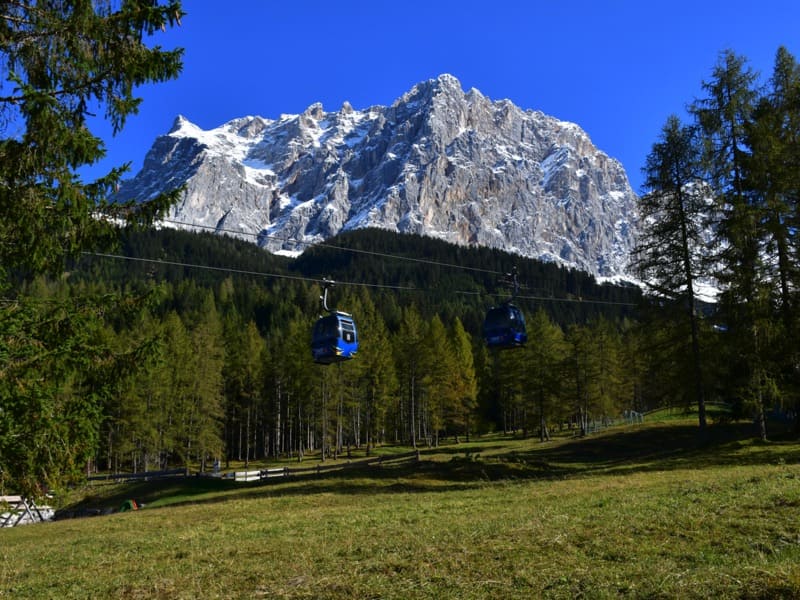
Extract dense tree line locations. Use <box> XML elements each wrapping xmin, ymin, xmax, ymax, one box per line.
<box><xmin>0</xmin><ymin>226</ymin><xmax>674</xmax><ymax>494</ymax></box>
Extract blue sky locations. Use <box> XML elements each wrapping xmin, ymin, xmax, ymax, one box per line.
<box><xmin>86</xmin><ymin>0</ymin><xmax>800</xmax><ymax>194</ymax></box>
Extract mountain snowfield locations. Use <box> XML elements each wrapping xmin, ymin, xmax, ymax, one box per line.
<box><xmin>116</xmin><ymin>74</ymin><xmax>639</xmax><ymax>278</ymax></box>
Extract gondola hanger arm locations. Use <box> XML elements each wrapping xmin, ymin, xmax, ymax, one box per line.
<box><xmin>320</xmin><ymin>277</ymin><xmax>336</xmax><ymax>313</ymax></box>
<box><xmin>496</xmin><ymin>266</ymin><xmax>520</xmax><ymax>303</ymax></box>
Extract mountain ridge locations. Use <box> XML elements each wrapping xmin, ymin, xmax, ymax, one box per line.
<box><xmin>115</xmin><ymin>74</ymin><xmax>639</xmax><ymax>278</ymax></box>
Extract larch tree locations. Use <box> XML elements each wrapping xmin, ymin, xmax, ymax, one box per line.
<box><xmin>743</xmin><ymin>47</ymin><xmax>800</xmax><ymax>431</ymax></box>
<box><xmin>590</xmin><ymin>317</ymin><xmax>627</xmax><ymax>422</ymax></box>
<box><xmin>422</xmin><ymin>314</ymin><xmax>456</xmax><ymax>446</ymax></box>
<box><xmin>185</xmin><ymin>293</ymin><xmax>225</xmax><ymax>471</ymax></box>
<box><xmin>744</xmin><ymin>47</ymin><xmax>800</xmax><ymax>325</ymax></box>
<box><xmin>489</xmin><ymin>345</ymin><xmax>527</xmax><ymax>435</ymax></box>
<box><xmin>565</xmin><ymin>323</ymin><xmax>600</xmax><ymax>437</ymax></box>
<box><xmin>104</xmin><ymin>307</ymin><xmax>165</xmax><ymax>473</ymax></box>
<box><xmin>690</xmin><ymin>50</ymin><xmax>770</xmax><ymax>438</ymax></box>
<box><xmin>352</xmin><ymin>291</ymin><xmax>397</xmax><ymax>454</ymax></box>
<box><xmin>395</xmin><ymin>306</ymin><xmax>427</xmax><ymax>448</ymax></box>
<box><xmin>448</xmin><ymin>317</ymin><xmax>477</xmax><ymax>442</ymax></box>
<box><xmin>633</xmin><ymin>114</ymin><xmax>710</xmax><ymax>432</ymax></box>
<box><xmin>160</xmin><ymin>311</ymin><xmax>191</xmax><ymax>466</ymax></box>
<box><xmin>276</xmin><ymin>315</ymin><xmax>314</xmax><ymax>458</ymax></box>
<box><xmin>224</xmin><ymin>318</ymin><xmax>264</xmax><ymax>467</ymax></box>
<box><xmin>522</xmin><ymin>308</ymin><xmax>566</xmax><ymax>442</ymax></box>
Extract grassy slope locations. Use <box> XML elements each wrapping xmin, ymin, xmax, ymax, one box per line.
<box><xmin>2</xmin><ymin>420</ymin><xmax>799</xmax><ymax>599</ymax></box>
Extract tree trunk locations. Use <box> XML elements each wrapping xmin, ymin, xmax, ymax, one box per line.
<box><xmin>410</xmin><ymin>374</ymin><xmax>417</xmax><ymax>449</ymax></box>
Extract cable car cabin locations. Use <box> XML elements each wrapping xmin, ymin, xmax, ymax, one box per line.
<box><xmin>483</xmin><ymin>304</ymin><xmax>527</xmax><ymax>349</ymax></box>
<box><xmin>311</xmin><ymin>311</ymin><xmax>359</xmax><ymax>364</ymax></box>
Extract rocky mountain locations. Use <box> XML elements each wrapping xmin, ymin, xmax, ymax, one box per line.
<box><xmin>115</xmin><ymin>74</ymin><xmax>638</xmax><ymax>278</ymax></box>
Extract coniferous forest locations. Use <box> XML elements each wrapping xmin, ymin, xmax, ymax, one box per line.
<box><xmin>23</xmin><ymin>227</ymin><xmax>645</xmax><ymax>480</ymax></box>
<box><xmin>1</xmin><ymin>2</ymin><xmax>799</xmax><ymax>500</ymax></box>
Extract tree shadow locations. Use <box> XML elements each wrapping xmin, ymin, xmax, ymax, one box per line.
<box><xmin>59</xmin><ymin>422</ymin><xmax>799</xmax><ymax>518</ymax></box>
<box><xmin>484</xmin><ymin>421</ymin><xmax>800</xmax><ymax>479</ymax></box>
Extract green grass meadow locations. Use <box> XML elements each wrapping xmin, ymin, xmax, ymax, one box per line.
<box><xmin>2</xmin><ymin>418</ymin><xmax>800</xmax><ymax>599</ymax></box>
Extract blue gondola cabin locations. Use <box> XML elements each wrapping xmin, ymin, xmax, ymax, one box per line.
<box><xmin>483</xmin><ymin>304</ymin><xmax>527</xmax><ymax>349</ymax></box>
<box><xmin>311</xmin><ymin>311</ymin><xmax>359</xmax><ymax>364</ymax></box>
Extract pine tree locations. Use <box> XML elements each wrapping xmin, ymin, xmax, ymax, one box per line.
<box><xmin>0</xmin><ymin>288</ymin><xmax>166</xmax><ymax>495</ymax></box>
<box><xmin>0</xmin><ymin>0</ymin><xmax>184</xmax><ymax>278</ymax></box>
<box><xmin>0</xmin><ymin>1</ymin><xmax>184</xmax><ymax>496</ymax></box>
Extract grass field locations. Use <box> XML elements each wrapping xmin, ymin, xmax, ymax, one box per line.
<box><xmin>2</xmin><ymin>418</ymin><xmax>799</xmax><ymax>599</ymax></box>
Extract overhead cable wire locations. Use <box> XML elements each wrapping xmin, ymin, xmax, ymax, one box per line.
<box><xmin>159</xmin><ymin>218</ymin><xmax>505</xmax><ymax>276</ymax></box>
<box><xmin>514</xmin><ymin>292</ymin><xmax>637</xmax><ymax>307</ymax></box>
<box><xmin>83</xmin><ymin>252</ymin><xmax>639</xmax><ymax>307</ymax></box>
<box><xmin>158</xmin><ymin>219</ymin><xmax>639</xmax><ymax>304</ymax></box>
<box><xmin>82</xmin><ymin>252</ymin><xmax>420</xmax><ymax>293</ymax></box>
<box><xmin>451</xmin><ymin>289</ymin><xmax>637</xmax><ymax>306</ymax></box>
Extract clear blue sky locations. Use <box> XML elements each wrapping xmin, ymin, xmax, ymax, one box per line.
<box><xmin>87</xmin><ymin>0</ymin><xmax>800</xmax><ymax>194</ymax></box>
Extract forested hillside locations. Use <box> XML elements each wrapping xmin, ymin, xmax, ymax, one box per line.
<box><xmin>16</xmin><ymin>226</ymin><xmax>646</xmax><ymax>480</ymax></box>
<box><xmin>79</xmin><ymin>227</ymin><xmax>640</xmax><ymax>329</ymax></box>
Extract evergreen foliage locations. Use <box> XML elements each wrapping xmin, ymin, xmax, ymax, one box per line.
<box><xmin>0</xmin><ymin>0</ymin><xmax>184</xmax><ymax>278</ymax></box>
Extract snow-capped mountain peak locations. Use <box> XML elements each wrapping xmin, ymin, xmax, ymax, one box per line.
<box><xmin>115</xmin><ymin>74</ymin><xmax>639</xmax><ymax>276</ymax></box>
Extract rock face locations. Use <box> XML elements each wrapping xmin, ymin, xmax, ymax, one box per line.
<box><xmin>116</xmin><ymin>74</ymin><xmax>638</xmax><ymax>277</ymax></box>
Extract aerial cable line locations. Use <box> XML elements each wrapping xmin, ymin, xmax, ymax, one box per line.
<box><xmin>156</xmin><ymin>219</ymin><xmax>638</xmax><ymax>304</ymax></box>
<box><xmin>158</xmin><ymin>218</ymin><xmax>505</xmax><ymax>276</ymax></box>
<box><xmin>81</xmin><ymin>252</ymin><xmax>419</xmax><ymax>292</ymax></box>
<box><xmin>448</xmin><ymin>289</ymin><xmax>637</xmax><ymax>307</ymax></box>
<box><xmin>82</xmin><ymin>252</ymin><xmax>638</xmax><ymax>307</ymax></box>
<box><xmin>514</xmin><ymin>292</ymin><xmax>637</xmax><ymax>307</ymax></box>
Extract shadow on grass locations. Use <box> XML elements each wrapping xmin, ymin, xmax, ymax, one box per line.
<box><xmin>60</xmin><ymin>421</ymin><xmax>799</xmax><ymax>517</ymax></box>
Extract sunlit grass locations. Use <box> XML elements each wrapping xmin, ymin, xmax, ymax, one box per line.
<box><xmin>2</xmin><ymin>420</ymin><xmax>799</xmax><ymax>599</ymax></box>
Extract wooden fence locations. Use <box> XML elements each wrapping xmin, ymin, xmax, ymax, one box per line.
<box><xmin>232</xmin><ymin>451</ymin><xmax>420</xmax><ymax>482</ymax></box>
<box><xmin>83</xmin><ymin>452</ymin><xmax>420</xmax><ymax>485</ymax></box>
<box><xmin>87</xmin><ymin>468</ymin><xmax>187</xmax><ymax>482</ymax></box>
